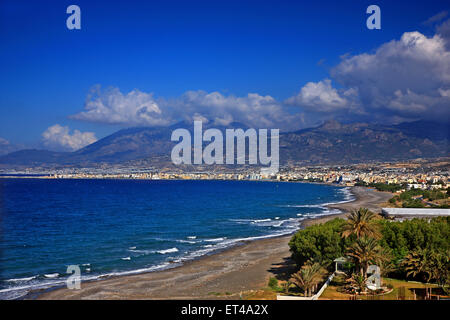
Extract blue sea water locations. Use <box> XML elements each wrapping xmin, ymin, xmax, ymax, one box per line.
<box><xmin>0</xmin><ymin>179</ymin><xmax>353</xmax><ymax>299</ymax></box>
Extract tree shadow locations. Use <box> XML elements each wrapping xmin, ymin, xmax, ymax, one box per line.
<box><xmin>267</xmin><ymin>257</ymin><xmax>297</xmax><ymax>281</ymax></box>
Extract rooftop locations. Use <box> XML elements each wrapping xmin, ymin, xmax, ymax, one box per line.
<box><xmin>381</xmin><ymin>208</ymin><xmax>450</xmax><ymax>218</ymax></box>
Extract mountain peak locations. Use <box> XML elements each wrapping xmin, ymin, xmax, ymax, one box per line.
<box><xmin>319</xmin><ymin>120</ymin><xmax>342</xmax><ymax>130</ymax></box>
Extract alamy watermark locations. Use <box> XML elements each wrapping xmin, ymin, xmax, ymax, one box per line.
<box><xmin>171</xmin><ymin>121</ymin><xmax>280</xmax><ymax>174</ymax></box>
<box><xmin>66</xmin><ymin>5</ymin><xmax>81</xmax><ymax>30</ymax></box>
<box><xmin>66</xmin><ymin>265</ymin><xmax>81</xmax><ymax>289</ymax></box>
<box><xmin>366</xmin><ymin>5</ymin><xmax>381</xmax><ymax>30</ymax></box>
<box><xmin>65</xmin><ymin>5</ymin><xmax>380</xmax><ymax>31</ymax></box>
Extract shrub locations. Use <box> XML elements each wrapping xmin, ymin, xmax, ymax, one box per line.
<box><xmin>389</xmin><ymin>197</ymin><xmax>398</xmax><ymax>204</ymax></box>
<box><xmin>268</xmin><ymin>277</ymin><xmax>279</xmax><ymax>290</ymax></box>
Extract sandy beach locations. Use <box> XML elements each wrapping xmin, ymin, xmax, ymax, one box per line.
<box><xmin>35</xmin><ymin>186</ymin><xmax>392</xmax><ymax>300</ymax></box>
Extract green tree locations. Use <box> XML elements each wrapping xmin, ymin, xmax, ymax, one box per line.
<box><xmin>347</xmin><ymin>273</ymin><xmax>367</xmax><ymax>294</ymax></box>
<box><xmin>402</xmin><ymin>247</ymin><xmax>433</xmax><ymax>282</ymax></box>
<box><xmin>347</xmin><ymin>237</ymin><xmax>384</xmax><ymax>279</ymax></box>
<box><xmin>290</xmin><ymin>261</ymin><xmax>326</xmax><ymax>297</ymax></box>
<box><xmin>289</xmin><ymin>218</ymin><xmax>348</xmax><ymax>268</ymax></box>
<box><xmin>402</xmin><ymin>248</ymin><xmax>435</xmax><ymax>298</ymax></box>
<box><xmin>341</xmin><ymin>208</ymin><xmax>380</xmax><ymax>239</ymax></box>
<box><xmin>403</xmin><ymin>248</ymin><xmax>450</xmax><ymax>296</ymax></box>
<box><xmin>428</xmin><ymin>251</ymin><xmax>450</xmax><ymax>290</ymax></box>
<box><xmin>378</xmin><ymin>216</ymin><xmax>450</xmax><ymax>276</ymax></box>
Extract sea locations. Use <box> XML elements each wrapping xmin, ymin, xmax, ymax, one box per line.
<box><xmin>0</xmin><ymin>179</ymin><xmax>353</xmax><ymax>299</ymax></box>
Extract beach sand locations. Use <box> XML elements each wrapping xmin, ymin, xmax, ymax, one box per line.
<box><xmin>35</xmin><ymin>186</ymin><xmax>392</xmax><ymax>300</ymax></box>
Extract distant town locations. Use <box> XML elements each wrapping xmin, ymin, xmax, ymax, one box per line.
<box><xmin>1</xmin><ymin>157</ymin><xmax>449</xmax><ymax>191</ymax></box>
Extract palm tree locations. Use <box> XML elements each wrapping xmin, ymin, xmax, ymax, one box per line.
<box><xmin>402</xmin><ymin>248</ymin><xmax>449</xmax><ymax>298</ymax></box>
<box><xmin>290</xmin><ymin>262</ymin><xmax>326</xmax><ymax>297</ymax></box>
<box><xmin>282</xmin><ymin>280</ymin><xmax>292</xmax><ymax>294</ymax></box>
<box><xmin>341</xmin><ymin>207</ymin><xmax>380</xmax><ymax>239</ymax></box>
<box><xmin>347</xmin><ymin>237</ymin><xmax>383</xmax><ymax>279</ymax></box>
<box><xmin>428</xmin><ymin>250</ymin><xmax>449</xmax><ymax>291</ymax></box>
<box><xmin>402</xmin><ymin>248</ymin><xmax>434</xmax><ymax>299</ymax></box>
<box><xmin>378</xmin><ymin>247</ymin><xmax>394</xmax><ymax>285</ymax></box>
<box><xmin>347</xmin><ymin>273</ymin><xmax>367</xmax><ymax>294</ymax></box>
<box><xmin>402</xmin><ymin>248</ymin><xmax>433</xmax><ymax>282</ymax></box>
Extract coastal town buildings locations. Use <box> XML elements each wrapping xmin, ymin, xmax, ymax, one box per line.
<box><xmin>1</xmin><ymin>159</ymin><xmax>448</xmax><ymax>191</ymax></box>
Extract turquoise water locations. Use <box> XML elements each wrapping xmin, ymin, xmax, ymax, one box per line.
<box><xmin>0</xmin><ymin>179</ymin><xmax>352</xmax><ymax>299</ymax></box>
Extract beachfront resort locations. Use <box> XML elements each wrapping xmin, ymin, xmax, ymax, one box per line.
<box><xmin>257</xmin><ymin>207</ymin><xmax>450</xmax><ymax>300</ymax></box>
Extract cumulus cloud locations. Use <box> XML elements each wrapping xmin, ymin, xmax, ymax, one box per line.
<box><xmin>71</xmin><ymin>86</ymin><xmax>170</xmax><ymax>127</ymax></box>
<box><xmin>70</xmin><ymin>27</ymin><xmax>450</xmax><ymax>130</ymax></box>
<box><xmin>71</xmin><ymin>87</ymin><xmax>302</xmax><ymax>130</ymax></box>
<box><xmin>171</xmin><ymin>90</ymin><xmax>291</xmax><ymax>128</ymax></box>
<box><xmin>285</xmin><ymin>79</ymin><xmax>357</xmax><ymax>113</ymax></box>
<box><xmin>437</xmin><ymin>18</ymin><xmax>450</xmax><ymax>47</ymax></box>
<box><xmin>42</xmin><ymin>125</ymin><xmax>97</xmax><ymax>151</ymax></box>
<box><xmin>330</xmin><ymin>31</ymin><xmax>450</xmax><ymax>122</ymax></box>
<box><xmin>287</xmin><ymin>30</ymin><xmax>450</xmax><ymax>124</ymax></box>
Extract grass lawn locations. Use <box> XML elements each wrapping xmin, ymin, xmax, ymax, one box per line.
<box><xmin>243</xmin><ymin>289</ymin><xmax>278</xmax><ymax>300</ymax></box>
<box><xmin>377</xmin><ymin>278</ymin><xmax>440</xmax><ymax>300</ymax></box>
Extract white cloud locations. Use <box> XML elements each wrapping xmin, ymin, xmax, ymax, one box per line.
<box><xmin>70</xmin><ymin>28</ymin><xmax>450</xmax><ymax>130</ymax></box>
<box><xmin>285</xmin><ymin>30</ymin><xmax>450</xmax><ymax>123</ymax></box>
<box><xmin>330</xmin><ymin>31</ymin><xmax>450</xmax><ymax>122</ymax></box>
<box><xmin>0</xmin><ymin>137</ymin><xmax>10</xmax><ymax>145</ymax></box>
<box><xmin>285</xmin><ymin>79</ymin><xmax>354</xmax><ymax>112</ymax></box>
<box><xmin>71</xmin><ymin>86</ymin><xmax>170</xmax><ymax>126</ymax></box>
<box><xmin>42</xmin><ymin>125</ymin><xmax>97</xmax><ymax>151</ymax></box>
<box><xmin>437</xmin><ymin>18</ymin><xmax>450</xmax><ymax>48</ymax></box>
<box><xmin>71</xmin><ymin>87</ymin><xmax>302</xmax><ymax>130</ymax></box>
<box><xmin>439</xmin><ymin>88</ymin><xmax>450</xmax><ymax>97</ymax></box>
<box><xmin>173</xmin><ymin>90</ymin><xmax>289</xmax><ymax>128</ymax></box>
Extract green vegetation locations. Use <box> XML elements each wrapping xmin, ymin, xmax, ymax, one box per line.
<box><xmin>388</xmin><ymin>188</ymin><xmax>449</xmax><ymax>208</ymax></box>
<box><xmin>288</xmin><ymin>209</ymin><xmax>450</xmax><ymax>298</ymax></box>
<box><xmin>289</xmin><ymin>261</ymin><xmax>327</xmax><ymax>297</ymax></box>
<box><xmin>347</xmin><ymin>273</ymin><xmax>367</xmax><ymax>294</ymax></box>
<box><xmin>341</xmin><ymin>208</ymin><xmax>380</xmax><ymax>239</ymax></box>
<box><xmin>347</xmin><ymin>237</ymin><xmax>385</xmax><ymax>279</ymax></box>
<box><xmin>355</xmin><ymin>182</ymin><xmax>405</xmax><ymax>193</ymax></box>
<box><xmin>288</xmin><ymin>218</ymin><xmax>349</xmax><ymax>268</ymax></box>
<box><xmin>378</xmin><ymin>216</ymin><xmax>450</xmax><ymax>287</ymax></box>
<box><xmin>321</xmin><ymin>276</ymin><xmax>441</xmax><ymax>300</ymax></box>
<box><xmin>268</xmin><ymin>277</ymin><xmax>280</xmax><ymax>290</ymax></box>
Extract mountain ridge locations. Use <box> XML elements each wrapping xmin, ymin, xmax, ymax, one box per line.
<box><xmin>1</xmin><ymin>120</ymin><xmax>448</xmax><ymax>168</ymax></box>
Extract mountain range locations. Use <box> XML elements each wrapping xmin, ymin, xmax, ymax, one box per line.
<box><xmin>0</xmin><ymin>120</ymin><xmax>448</xmax><ymax>168</ymax></box>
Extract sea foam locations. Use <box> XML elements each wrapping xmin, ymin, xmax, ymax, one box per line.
<box><xmin>157</xmin><ymin>247</ymin><xmax>179</xmax><ymax>254</ymax></box>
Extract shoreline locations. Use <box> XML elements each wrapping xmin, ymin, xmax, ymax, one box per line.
<box><xmin>28</xmin><ymin>185</ymin><xmax>392</xmax><ymax>300</ymax></box>
<box><xmin>301</xmin><ymin>186</ymin><xmax>392</xmax><ymax>227</ymax></box>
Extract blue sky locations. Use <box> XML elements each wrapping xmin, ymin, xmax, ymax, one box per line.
<box><xmin>0</xmin><ymin>0</ymin><xmax>449</xmax><ymax>151</ymax></box>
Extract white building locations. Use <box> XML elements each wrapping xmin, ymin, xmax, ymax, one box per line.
<box><xmin>381</xmin><ymin>208</ymin><xmax>450</xmax><ymax>219</ymax></box>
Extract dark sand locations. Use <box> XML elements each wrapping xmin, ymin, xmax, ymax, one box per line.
<box><xmin>36</xmin><ymin>186</ymin><xmax>392</xmax><ymax>300</ymax></box>
<box><xmin>301</xmin><ymin>186</ymin><xmax>392</xmax><ymax>227</ymax></box>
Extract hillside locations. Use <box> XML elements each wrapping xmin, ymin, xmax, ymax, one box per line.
<box><xmin>1</xmin><ymin>120</ymin><xmax>448</xmax><ymax>168</ymax></box>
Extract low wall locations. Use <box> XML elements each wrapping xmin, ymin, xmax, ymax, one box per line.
<box><xmin>277</xmin><ymin>272</ymin><xmax>335</xmax><ymax>300</ymax></box>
